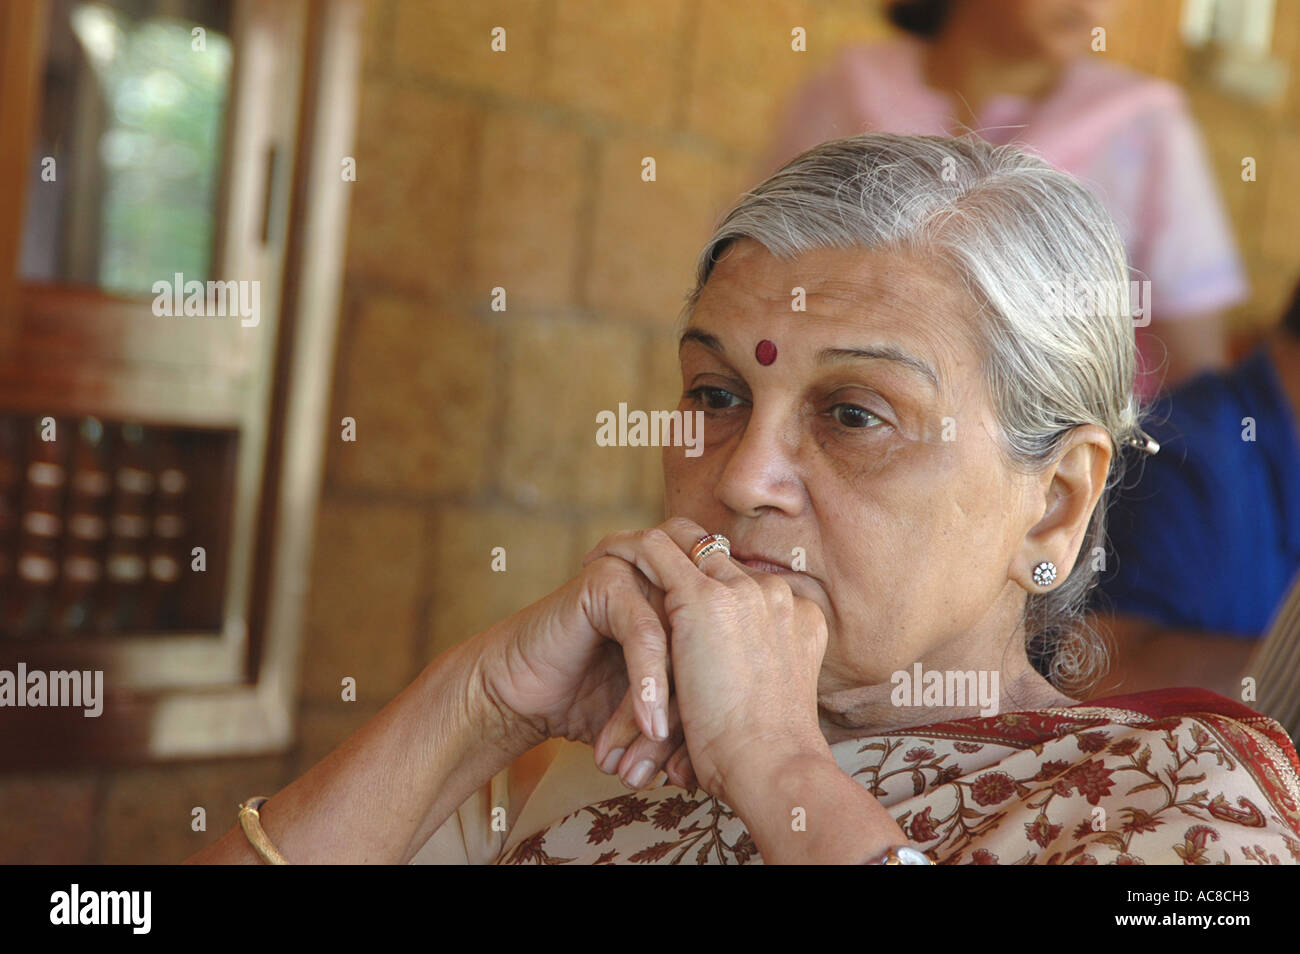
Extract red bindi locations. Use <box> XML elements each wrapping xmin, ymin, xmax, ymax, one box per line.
<box><xmin>755</xmin><ymin>339</ymin><xmax>777</xmax><ymax>366</ymax></box>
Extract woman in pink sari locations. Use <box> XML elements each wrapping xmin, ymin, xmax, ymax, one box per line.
<box><xmin>760</xmin><ymin>0</ymin><xmax>1247</xmax><ymax>402</ymax></box>
<box><xmin>189</xmin><ymin>134</ymin><xmax>1300</xmax><ymax>866</ymax></box>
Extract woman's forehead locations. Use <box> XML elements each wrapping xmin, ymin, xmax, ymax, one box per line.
<box><xmin>693</xmin><ymin>241</ymin><xmax>981</xmax><ymax>362</ymax></box>
<box><xmin>704</xmin><ymin>240</ymin><xmax>968</xmax><ymax>308</ymax></box>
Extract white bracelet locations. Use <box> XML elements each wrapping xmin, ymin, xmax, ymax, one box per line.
<box><xmin>874</xmin><ymin>844</ymin><xmax>932</xmax><ymax>865</ymax></box>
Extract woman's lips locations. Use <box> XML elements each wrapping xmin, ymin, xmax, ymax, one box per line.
<box><xmin>734</xmin><ymin>555</ymin><xmax>795</xmax><ymax>574</ymax></box>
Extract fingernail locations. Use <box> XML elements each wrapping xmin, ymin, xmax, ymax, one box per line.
<box><xmin>625</xmin><ymin>759</ymin><xmax>655</xmax><ymax>789</ymax></box>
<box><xmin>599</xmin><ymin>747</ymin><xmax>625</xmax><ymax>774</ymax></box>
<box><xmin>652</xmin><ymin>708</ymin><xmax>669</xmax><ymax>741</ymax></box>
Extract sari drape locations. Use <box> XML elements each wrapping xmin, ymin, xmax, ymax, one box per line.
<box><xmin>499</xmin><ymin>688</ymin><xmax>1300</xmax><ymax>865</ymax></box>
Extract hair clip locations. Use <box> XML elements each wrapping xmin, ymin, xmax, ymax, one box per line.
<box><xmin>1122</xmin><ymin>428</ymin><xmax>1160</xmax><ymax>456</ymax></box>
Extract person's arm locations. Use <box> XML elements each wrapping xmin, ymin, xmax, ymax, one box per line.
<box><xmin>583</xmin><ymin>518</ymin><xmax>913</xmax><ymax>865</ymax></box>
<box><xmin>186</xmin><ymin>628</ymin><xmax>541</xmax><ymax>865</ymax></box>
<box><xmin>1087</xmin><ymin>612</ymin><xmax>1255</xmax><ymax>700</ymax></box>
<box><xmin>188</xmin><ymin>549</ymin><xmax>688</xmax><ymax>865</ymax></box>
<box><xmin>721</xmin><ymin>748</ymin><xmax>907</xmax><ymax>865</ymax></box>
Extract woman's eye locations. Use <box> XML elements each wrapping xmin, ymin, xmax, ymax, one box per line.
<box><xmin>831</xmin><ymin>404</ymin><xmax>883</xmax><ymax>428</ymax></box>
<box><xmin>685</xmin><ymin>386</ymin><xmax>743</xmax><ymax>410</ymax></box>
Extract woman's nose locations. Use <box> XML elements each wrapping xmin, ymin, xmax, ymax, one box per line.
<box><xmin>712</xmin><ymin>411</ymin><xmax>805</xmax><ymax>517</ymax></box>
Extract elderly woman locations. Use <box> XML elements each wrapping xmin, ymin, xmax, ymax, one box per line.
<box><xmin>190</xmin><ymin>134</ymin><xmax>1300</xmax><ymax>866</ymax></box>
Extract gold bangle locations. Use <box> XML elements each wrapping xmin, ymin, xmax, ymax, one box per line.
<box><xmin>238</xmin><ymin>796</ymin><xmax>291</xmax><ymax>865</ymax></box>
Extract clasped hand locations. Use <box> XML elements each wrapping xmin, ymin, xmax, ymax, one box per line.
<box><xmin>481</xmin><ymin>516</ymin><xmax>831</xmax><ymax>805</ymax></box>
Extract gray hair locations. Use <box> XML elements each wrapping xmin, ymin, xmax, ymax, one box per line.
<box><xmin>679</xmin><ymin>133</ymin><xmax>1146</xmax><ymax>695</ymax></box>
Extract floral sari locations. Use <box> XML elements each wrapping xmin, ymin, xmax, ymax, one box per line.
<box><xmin>499</xmin><ymin>688</ymin><xmax>1300</xmax><ymax>865</ymax></box>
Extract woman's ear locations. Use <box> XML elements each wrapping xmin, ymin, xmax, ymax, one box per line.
<box><xmin>1014</xmin><ymin>425</ymin><xmax>1113</xmax><ymax>591</ymax></box>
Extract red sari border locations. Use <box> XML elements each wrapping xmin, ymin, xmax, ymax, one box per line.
<box><xmin>875</xmin><ymin>687</ymin><xmax>1299</xmax><ymax>769</ymax></box>
<box><xmin>1080</xmin><ymin>687</ymin><xmax>1264</xmax><ymax>721</ymax></box>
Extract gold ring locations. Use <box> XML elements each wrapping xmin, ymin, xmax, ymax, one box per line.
<box><xmin>689</xmin><ymin>533</ymin><xmax>730</xmax><ymax>568</ymax></box>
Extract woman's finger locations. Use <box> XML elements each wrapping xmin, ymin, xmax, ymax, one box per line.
<box><xmin>584</xmin><ymin>520</ymin><xmax>747</xmax><ymax>601</ymax></box>
<box><xmin>654</xmin><ymin>516</ymin><xmax>758</xmax><ymax>588</ymax></box>
<box><xmin>592</xmin><ymin>689</ymin><xmax>646</xmax><ymax>775</ymax></box>
<box><xmin>665</xmin><ymin>742</ymin><xmax>697</xmax><ymax>790</ymax></box>
<box><xmin>613</xmin><ymin>695</ymin><xmax>686</xmax><ymax>790</ymax></box>
<box><xmin>586</xmin><ymin>556</ymin><xmax>673</xmax><ymax>741</ymax></box>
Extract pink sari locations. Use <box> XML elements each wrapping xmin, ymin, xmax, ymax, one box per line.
<box><xmin>501</xmin><ymin>689</ymin><xmax>1300</xmax><ymax>865</ymax></box>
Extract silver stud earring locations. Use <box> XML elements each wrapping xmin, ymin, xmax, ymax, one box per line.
<box><xmin>1032</xmin><ymin>561</ymin><xmax>1058</xmax><ymax>587</ymax></box>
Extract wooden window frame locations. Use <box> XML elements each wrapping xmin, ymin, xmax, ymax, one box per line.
<box><xmin>0</xmin><ymin>0</ymin><xmax>360</xmax><ymax>767</ymax></box>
